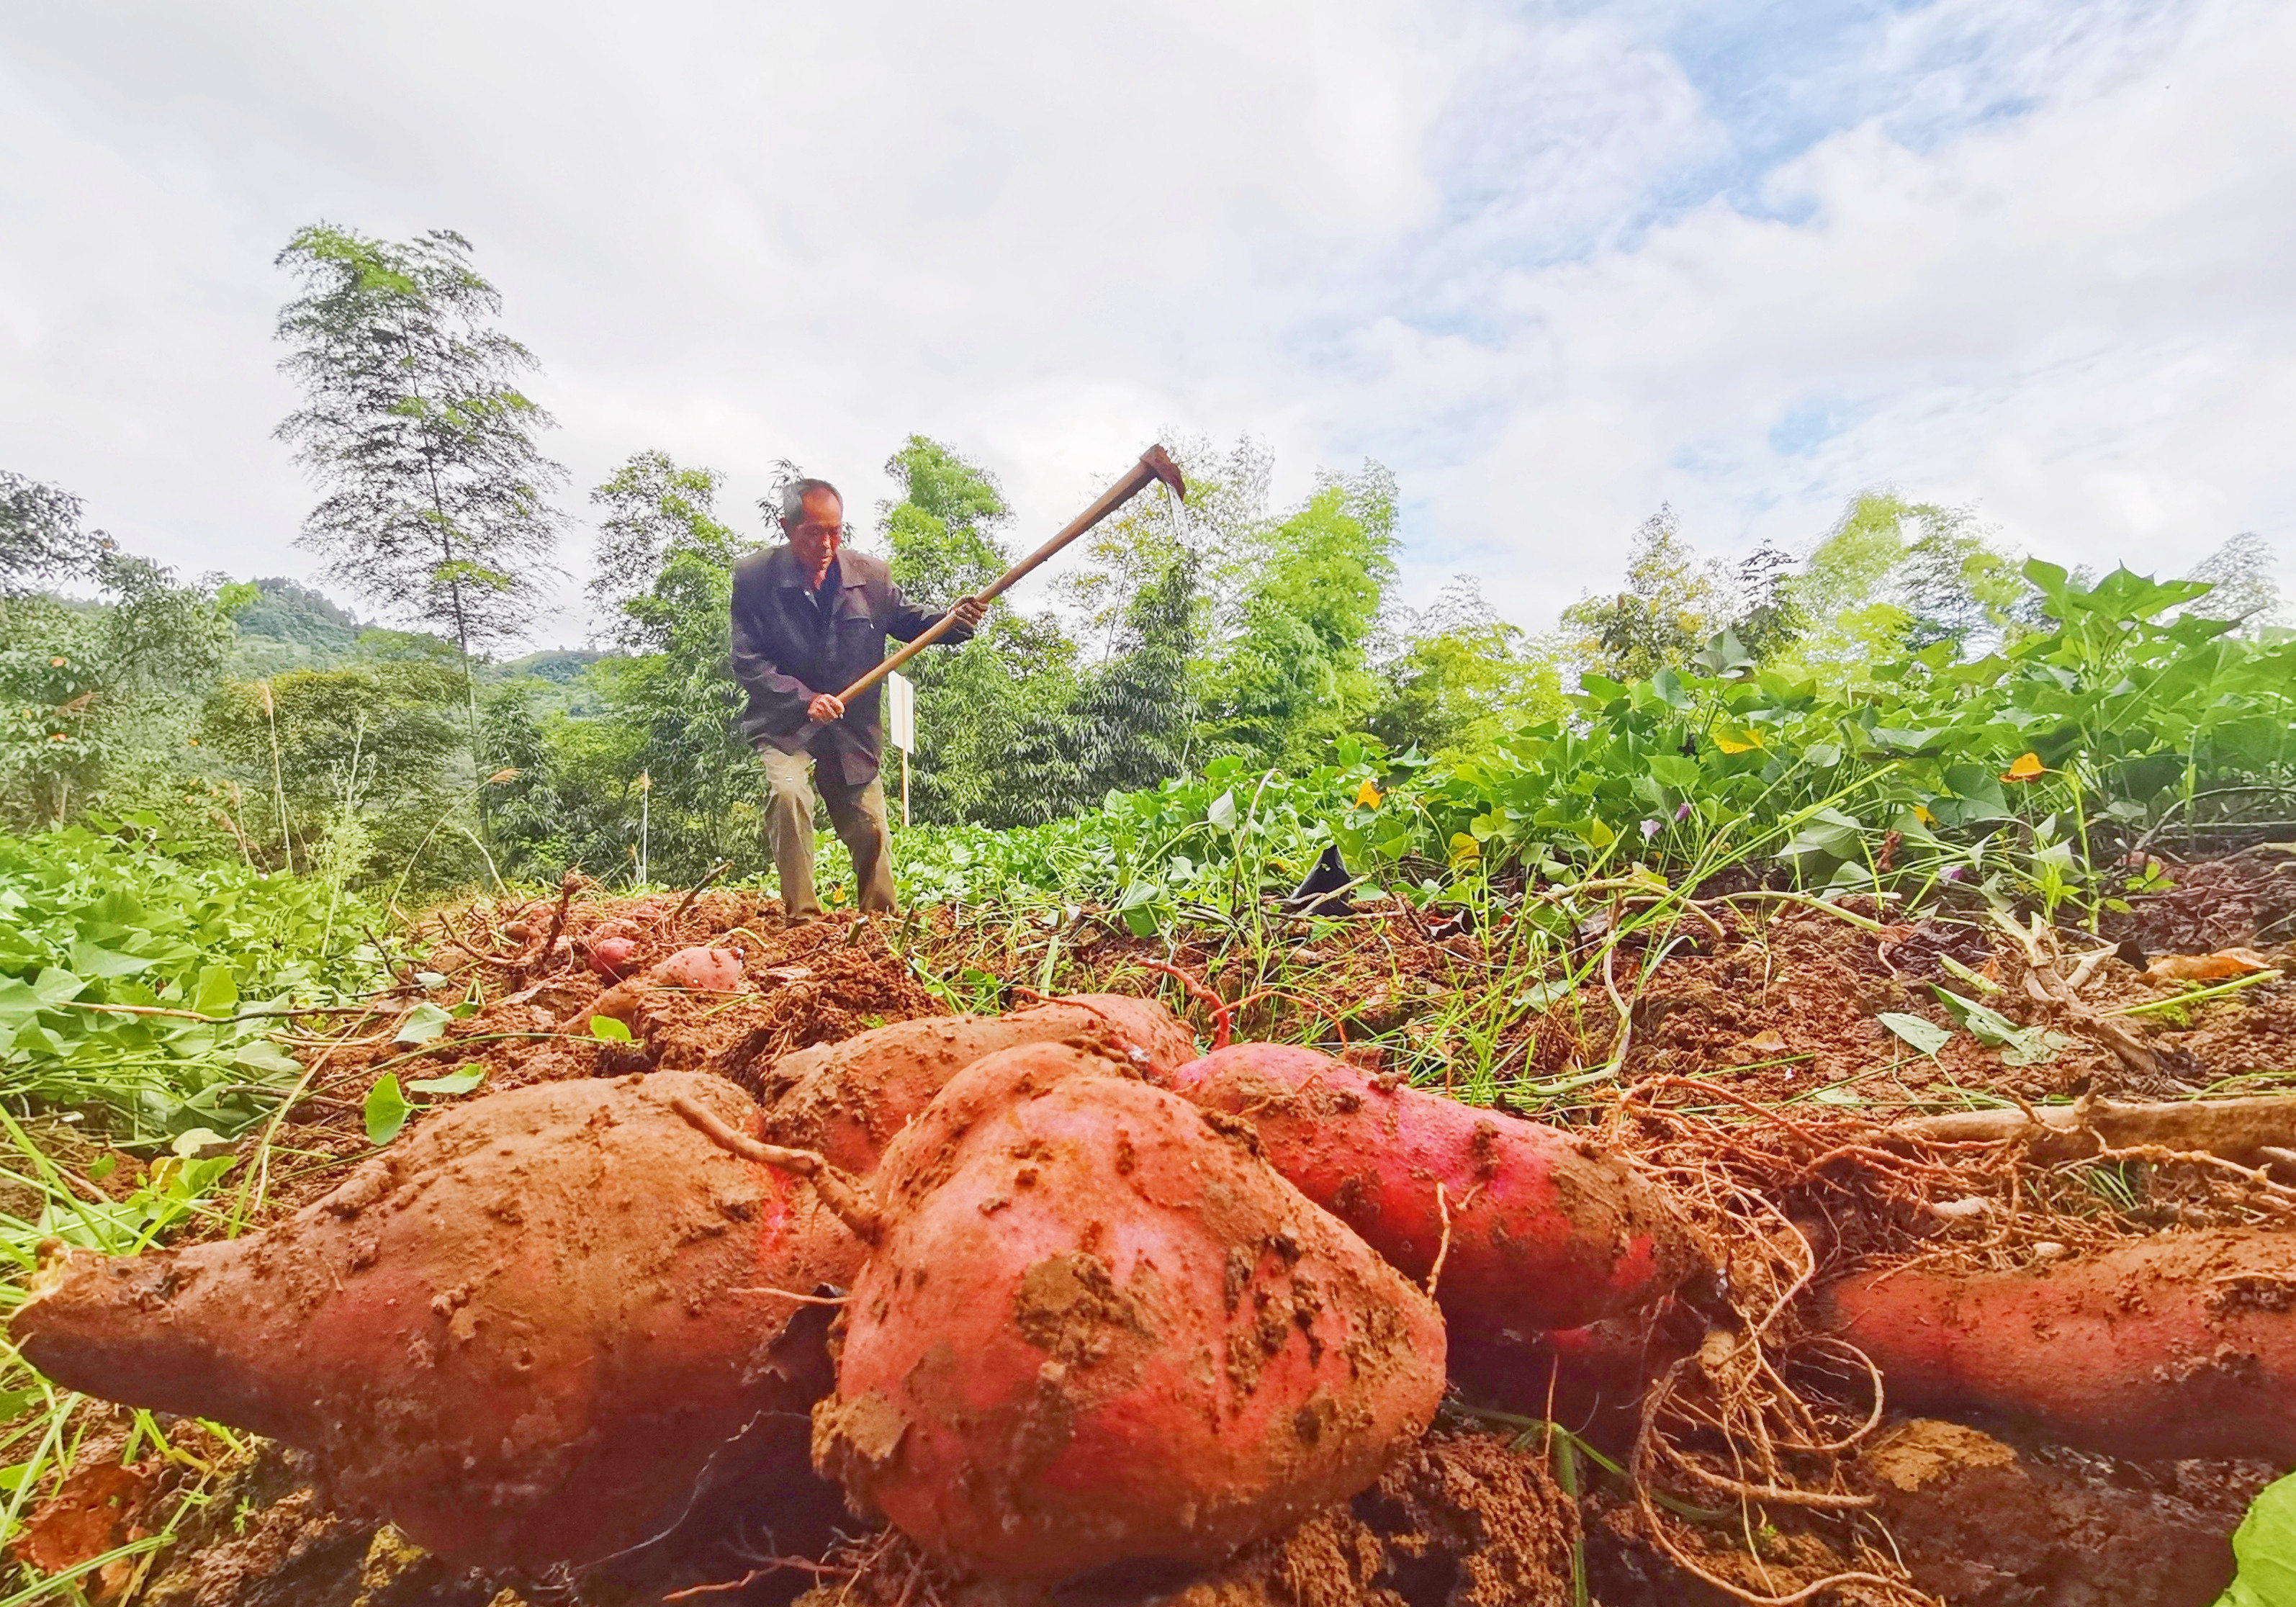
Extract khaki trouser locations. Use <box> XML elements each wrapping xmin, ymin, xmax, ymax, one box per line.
<box><xmin>761</xmin><ymin>747</ymin><xmax>895</xmax><ymax>918</ymax></box>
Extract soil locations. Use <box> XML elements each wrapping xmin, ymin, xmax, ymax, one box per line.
<box><xmin>789</xmin><ymin>1428</ymin><xmax>1580</xmax><ymax>1607</ymax></box>
<box><xmin>36</xmin><ymin>852</ymin><xmax>2296</xmax><ymax>1607</ymax></box>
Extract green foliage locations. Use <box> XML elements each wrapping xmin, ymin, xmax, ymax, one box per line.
<box><xmin>0</xmin><ymin>549</ymin><xmax>232</xmax><ymax>832</ymax></box>
<box><xmin>487</xmin><ymin>450</ymin><xmax>760</xmax><ymax>884</ymax></box>
<box><xmin>0</xmin><ymin>469</ymin><xmax>106</xmax><ymax>598</ymax></box>
<box><xmin>1559</xmin><ymin>508</ymin><xmax>1719</xmax><ymax>680</ymax></box>
<box><xmin>1775</xmin><ymin>492</ymin><xmax>2032</xmax><ymax>672</ymax></box>
<box><xmin>274</xmin><ymin>223</ymin><xmax>567</xmax><ymax>660</ymax></box>
<box><xmin>0</xmin><ymin>827</ymin><xmax>380</xmax><ymax>1143</ymax></box>
<box><xmin>1369</xmin><ymin>579</ymin><xmax>1567</xmax><ymax>756</ymax></box>
<box><xmin>1204</xmin><ymin>467</ymin><xmax>1398</xmax><ymax>766</ymax></box>
<box><xmin>197</xmin><ymin>657</ymin><xmax>469</xmax><ymax>883</ymax></box>
<box><xmin>2216</xmin><ymin>1471</ymin><xmax>2296</xmax><ymax>1607</ymax></box>
<box><xmin>892</xmin><ymin>562</ymin><xmax>2296</xmax><ymax>932</ymax></box>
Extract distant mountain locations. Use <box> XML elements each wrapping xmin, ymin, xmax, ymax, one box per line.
<box><xmin>221</xmin><ymin>578</ymin><xmax>621</xmax><ymax>715</ymax></box>
<box><xmin>225</xmin><ymin>578</ymin><xmax>366</xmax><ymax>674</ymax></box>
<box><xmin>493</xmin><ymin>649</ymin><xmax>609</xmax><ymax>685</ymax></box>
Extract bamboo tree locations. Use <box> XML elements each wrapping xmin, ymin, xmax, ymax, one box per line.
<box><xmin>271</xmin><ymin>223</ymin><xmax>566</xmax><ymax>834</ymax></box>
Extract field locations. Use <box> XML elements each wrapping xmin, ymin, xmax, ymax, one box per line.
<box><xmin>1</xmin><ymin>564</ymin><xmax>2295</xmax><ymax>1607</ymax></box>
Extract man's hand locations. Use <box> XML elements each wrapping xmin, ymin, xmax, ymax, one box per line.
<box><xmin>950</xmin><ymin>595</ymin><xmax>989</xmax><ymax>631</ymax></box>
<box><xmin>807</xmin><ymin>693</ymin><xmax>845</xmax><ymax>724</ymax></box>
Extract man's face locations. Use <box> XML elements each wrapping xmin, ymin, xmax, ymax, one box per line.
<box><xmin>785</xmin><ymin>488</ymin><xmax>844</xmax><ymax>578</ymax></box>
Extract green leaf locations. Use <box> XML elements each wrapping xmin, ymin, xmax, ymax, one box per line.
<box><xmin>69</xmin><ymin>940</ymin><xmax>155</xmax><ymax>979</ymax></box>
<box><xmin>1206</xmin><ymin>789</ymin><xmax>1238</xmax><ymax>831</ymax></box>
<box><xmin>192</xmin><ymin>964</ymin><xmax>238</xmax><ymax>1016</ymax></box>
<box><xmin>395</xmin><ymin>1002</ymin><xmax>451</xmax><ymax>1045</ymax></box>
<box><xmin>364</xmin><ymin>1073</ymin><xmax>410</xmax><ymax>1145</ymax></box>
<box><xmin>1878</xmin><ymin>1012</ymin><xmax>1950</xmax><ymax>1058</ymax></box>
<box><xmin>31</xmin><ymin>968</ymin><xmax>89</xmax><ymax>1010</ymax></box>
<box><xmin>408</xmin><ymin>1066</ymin><xmax>485</xmax><ymax>1097</ymax></box>
<box><xmin>1514</xmin><ymin>978</ymin><xmax>1574</xmax><ymax>1012</ymax></box>
<box><xmin>588</xmin><ymin>1014</ymin><xmax>633</xmax><ymax>1043</ymax></box>
<box><xmin>1811</xmin><ymin>1086</ymin><xmax>1862</xmax><ymax>1106</ymax></box>
<box><xmin>2218</xmin><ymin>1470</ymin><xmax>2296</xmax><ymax>1607</ymax></box>
<box><xmin>231</xmin><ymin>1040</ymin><xmax>304</xmax><ymax>1078</ymax></box>
<box><xmin>1932</xmin><ymin>989</ymin><xmax>2064</xmax><ymax>1065</ymax></box>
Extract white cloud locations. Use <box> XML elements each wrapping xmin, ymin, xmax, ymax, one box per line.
<box><xmin>1</xmin><ymin>0</ymin><xmax>2289</xmax><ymax>644</ymax></box>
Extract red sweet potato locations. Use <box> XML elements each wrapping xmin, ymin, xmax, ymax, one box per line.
<box><xmin>811</xmin><ymin>1042</ymin><xmax>1446</xmax><ymax>1580</ymax></box>
<box><xmin>588</xmin><ymin>935</ymin><xmax>641</xmax><ymax>980</ymax></box>
<box><xmin>1817</xmin><ymin>1230</ymin><xmax>2296</xmax><ymax>1462</ymax></box>
<box><xmin>577</xmin><ymin>944</ymin><xmax>750</xmax><ymax>1030</ymax></box>
<box><xmin>1160</xmin><ymin>1045</ymin><xmax>1706</xmax><ymax>1335</ymax></box>
<box><xmin>651</xmin><ymin>945</ymin><xmax>744</xmax><ymax>991</ymax></box>
<box><xmin>759</xmin><ymin>994</ymin><xmax>1194</xmax><ymax>1175</ymax></box>
<box><xmin>11</xmin><ymin>1073</ymin><xmax>863</xmax><ymax>1572</ymax></box>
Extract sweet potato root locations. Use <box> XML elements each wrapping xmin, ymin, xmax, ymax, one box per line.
<box><xmin>1161</xmin><ymin>1045</ymin><xmax>1707</xmax><ymax>1335</ymax></box>
<box><xmin>12</xmin><ymin>1073</ymin><xmax>863</xmax><ymax>1572</ymax></box>
<box><xmin>1818</xmin><ymin>1230</ymin><xmax>2296</xmax><ymax>1461</ymax></box>
<box><xmin>812</xmin><ymin>1042</ymin><xmax>1446</xmax><ymax>1580</ymax></box>
<box><xmin>759</xmin><ymin>994</ymin><xmax>1194</xmax><ymax>1174</ymax></box>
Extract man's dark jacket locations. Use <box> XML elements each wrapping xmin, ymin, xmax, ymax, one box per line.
<box><xmin>727</xmin><ymin>544</ymin><xmax>971</xmax><ymax>787</ymax></box>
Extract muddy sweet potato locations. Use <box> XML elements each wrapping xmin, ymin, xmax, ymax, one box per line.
<box><xmin>759</xmin><ymin>994</ymin><xmax>1194</xmax><ymax>1175</ymax></box>
<box><xmin>577</xmin><ymin>944</ymin><xmax>750</xmax><ymax>1030</ymax></box>
<box><xmin>588</xmin><ymin>935</ymin><xmax>641</xmax><ymax>979</ymax></box>
<box><xmin>1818</xmin><ymin>1230</ymin><xmax>2296</xmax><ymax>1461</ymax></box>
<box><xmin>12</xmin><ymin>1073</ymin><xmax>863</xmax><ymax>1572</ymax></box>
<box><xmin>1161</xmin><ymin>1045</ymin><xmax>1706</xmax><ymax>1335</ymax></box>
<box><xmin>811</xmin><ymin>1041</ymin><xmax>1446</xmax><ymax>1580</ymax></box>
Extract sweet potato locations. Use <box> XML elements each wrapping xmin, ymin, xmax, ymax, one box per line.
<box><xmin>588</xmin><ymin>935</ymin><xmax>641</xmax><ymax>979</ymax></box>
<box><xmin>1818</xmin><ymin>1230</ymin><xmax>2296</xmax><ymax>1461</ymax></box>
<box><xmin>811</xmin><ymin>1042</ymin><xmax>1445</xmax><ymax>1580</ymax></box>
<box><xmin>1161</xmin><ymin>1045</ymin><xmax>1706</xmax><ymax>1335</ymax></box>
<box><xmin>11</xmin><ymin>1073</ymin><xmax>863</xmax><ymax>1572</ymax></box>
<box><xmin>759</xmin><ymin>994</ymin><xmax>1194</xmax><ymax>1175</ymax></box>
<box><xmin>577</xmin><ymin>944</ymin><xmax>749</xmax><ymax>1030</ymax></box>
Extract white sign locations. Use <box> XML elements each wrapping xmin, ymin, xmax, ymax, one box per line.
<box><xmin>886</xmin><ymin>670</ymin><xmax>915</xmax><ymax>755</ymax></box>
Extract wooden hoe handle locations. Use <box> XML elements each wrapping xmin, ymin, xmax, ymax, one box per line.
<box><xmin>834</xmin><ymin>444</ymin><xmax>1185</xmax><ymax>705</ymax></box>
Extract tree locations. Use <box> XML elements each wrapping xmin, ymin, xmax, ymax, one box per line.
<box><xmin>1720</xmin><ymin>545</ymin><xmax>1804</xmax><ymax>663</ymax></box>
<box><xmin>198</xmin><ymin>653</ymin><xmax>467</xmax><ymax>880</ymax></box>
<box><xmin>1063</xmin><ymin>546</ymin><xmax>1201</xmax><ymax>804</ymax></box>
<box><xmin>1200</xmin><ymin>464</ymin><xmax>1398</xmax><ymax>766</ymax></box>
<box><xmin>1559</xmin><ymin>508</ymin><xmax>1718</xmax><ymax>680</ymax></box>
<box><xmin>272</xmin><ymin>223</ymin><xmax>567</xmax><ymax>786</ymax></box>
<box><xmin>485</xmin><ymin>451</ymin><xmax>760</xmax><ymax>884</ymax></box>
<box><xmin>1</xmin><ymin>469</ymin><xmax>107</xmax><ymax>597</ymax></box>
<box><xmin>1778</xmin><ymin>492</ymin><xmax>2030</xmax><ymax>670</ymax></box>
<box><xmin>874</xmin><ymin>437</ymin><xmax>1085</xmax><ymax>824</ymax></box>
<box><xmin>1</xmin><ymin>544</ymin><xmax>231</xmax><ymax>830</ymax></box>
<box><xmin>588</xmin><ymin>451</ymin><xmax>742</xmax><ymax>651</ymax></box>
<box><xmin>2183</xmin><ymin>534</ymin><xmax>2284</xmax><ymax>633</ymax></box>
<box><xmin>1367</xmin><ymin>577</ymin><xmax>1565</xmax><ymax>755</ymax></box>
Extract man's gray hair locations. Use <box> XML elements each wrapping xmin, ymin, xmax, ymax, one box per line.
<box><xmin>776</xmin><ymin>477</ymin><xmax>843</xmax><ymax>526</ymax></box>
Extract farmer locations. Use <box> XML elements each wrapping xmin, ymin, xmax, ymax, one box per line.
<box><xmin>729</xmin><ymin>477</ymin><xmax>987</xmax><ymax>922</ymax></box>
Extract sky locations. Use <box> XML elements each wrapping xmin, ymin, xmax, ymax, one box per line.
<box><xmin>4</xmin><ymin>0</ymin><xmax>2292</xmax><ymax>646</ymax></box>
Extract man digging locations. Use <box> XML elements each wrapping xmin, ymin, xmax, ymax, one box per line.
<box><xmin>729</xmin><ymin>477</ymin><xmax>986</xmax><ymax>922</ymax></box>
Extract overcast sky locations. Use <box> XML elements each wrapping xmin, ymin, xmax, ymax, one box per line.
<box><xmin>4</xmin><ymin>0</ymin><xmax>2292</xmax><ymax>646</ymax></box>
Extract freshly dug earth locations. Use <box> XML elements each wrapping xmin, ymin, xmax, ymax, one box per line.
<box><xmin>13</xmin><ymin>1073</ymin><xmax>861</xmax><ymax>1573</ymax></box>
<box><xmin>794</xmin><ymin>1428</ymin><xmax>1580</xmax><ymax>1607</ymax></box>
<box><xmin>1855</xmin><ymin>1419</ymin><xmax>2271</xmax><ymax>1607</ymax></box>
<box><xmin>36</xmin><ymin>873</ymin><xmax>2296</xmax><ymax>1606</ymax></box>
<box><xmin>815</xmin><ymin>1043</ymin><xmax>1447</xmax><ymax>1579</ymax></box>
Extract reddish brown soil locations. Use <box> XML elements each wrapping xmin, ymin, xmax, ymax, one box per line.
<box><xmin>792</xmin><ymin>1428</ymin><xmax>1580</xmax><ymax>1606</ymax></box>
<box><xmin>48</xmin><ymin>862</ymin><xmax>2296</xmax><ymax>1607</ymax></box>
